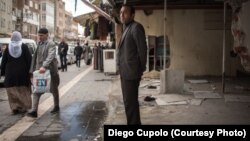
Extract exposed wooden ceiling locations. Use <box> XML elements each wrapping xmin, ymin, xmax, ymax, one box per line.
<box><xmin>107</xmin><ymin>0</ymin><xmax>224</xmax><ymax>8</ymax></box>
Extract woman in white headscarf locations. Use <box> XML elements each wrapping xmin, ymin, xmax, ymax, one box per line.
<box><xmin>0</xmin><ymin>31</ymin><xmax>32</xmax><ymax>115</ymax></box>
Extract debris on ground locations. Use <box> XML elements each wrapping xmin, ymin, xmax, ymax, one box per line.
<box><xmin>144</xmin><ymin>96</ymin><xmax>156</xmax><ymax>102</ymax></box>
<box><xmin>155</xmin><ymin>94</ymin><xmax>192</xmax><ymax>106</ymax></box>
<box><xmin>234</xmin><ymin>86</ymin><xmax>250</xmax><ymax>91</ymax></box>
<box><xmin>211</xmin><ymin>85</ymin><xmax>217</xmax><ymax>91</ymax></box>
<box><xmin>140</xmin><ymin>79</ymin><xmax>160</xmax><ymax>90</ymax></box>
<box><xmin>190</xmin><ymin>99</ymin><xmax>204</xmax><ymax>106</ymax></box>
<box><xmin>193</xmin><ymin>91</ymin><xmax>222</xmax><ymax>99</ymax></box>
<box><xmin>95</xmin><ymin>79</ymin><xmax>112</xmax><ymax>81</ymax></box>
<box><xmin>224</xmin><ymin>95</ymin><xmax>250</xmax><ymax>103</ymax></box>
<box><xmin>147</xmin><ymin>85</ymin><xmax>157</xmax><ymax>89</ymax></box>
<box><xmin>142</xmin><ymin>70</ymin><xmax>160</xmax><ymax>79</ymax></box>
<box><xmin>156</xmin><ymin>99</ymin><xmax>189</xmax><ymax>106</ymax></box>
<box><xmin>188</xmin><ymin>79</ymin><xmax>208</xmax><ymax>84</ymax></box>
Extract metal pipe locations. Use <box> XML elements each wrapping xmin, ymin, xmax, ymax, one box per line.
<box><xmin>222</xmin><ymin>2</ymin><xmax>226</xmax><ymax>93</ymax></box>
<box><xmin>163</xmin><ymin>0</ymin><xmax>167</xmax><ymax>69</ymax></box>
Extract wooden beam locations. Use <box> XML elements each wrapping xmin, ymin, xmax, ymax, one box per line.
<box><xmin>81</xmin><ymin>0</ymin><xmax>113</xmax><ymax>22</ymax></box>
<box><xmin>134</xmin><ymin>4</ymin><xmax>224</xmax><ymax>10</ymax></box>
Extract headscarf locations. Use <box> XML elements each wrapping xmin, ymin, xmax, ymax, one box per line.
<box><xmin>8</xmin><ymin>31</ymin><xmax>22</xmax><ymax>58</ymax></box>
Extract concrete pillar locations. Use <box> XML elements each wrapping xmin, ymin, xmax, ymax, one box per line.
<box><xmin>115</xmin><ymin>23</ymin><xmax>122</xmax><ymax>49</ymax></box>
<box><xmin>160</xmin><ymin>69</ymin><xmax>185</xmax><ymax>94</ymax></box>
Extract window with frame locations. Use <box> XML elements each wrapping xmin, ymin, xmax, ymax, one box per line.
<box><xmin>23</xmin><ymin>24</ymin><xmax>27</xmax><ymax>32</ymax></box>
<box><xmin>30</xmin><ymin>25</ymin><xmax>32</xmax><ymax>33</ymax></box>
<box><xmin>29</xmin><ymin>0</ymin><xmax>33</xmax><ymax>7</ymax></box>
<box><xmin>42</xmin><ymin>14</ymin><xmax>46</xmax><ymax>22</ymax></box>
<box><xmin>42</xmin><ymin>3</ymin><xmax>46</xmax><ymax>11</ymax></box>
<box><xmin>24</xmin><ymin>0</ymin><xmax>28</xmax><ymax>5</ymax></box>
<box><xmin>3</xmin><ymin>1</ymin><xmax>6</xmax><ymax>11</ymax></box>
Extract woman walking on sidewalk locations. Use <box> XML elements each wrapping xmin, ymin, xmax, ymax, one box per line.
<box><xmin>0</xmin><ymin>31</ymin><xmax>32</xmax><ymax>115</ymax></box>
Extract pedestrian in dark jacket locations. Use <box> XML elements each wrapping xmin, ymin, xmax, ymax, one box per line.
<box><xmin>0</xmin><ymin>31</ymin><xmax>32</xmax><ymax>115</ymax></box>
<box><xmin>74</xmin><ymin>42</ymin><xmax>83</xmax><ymax>68</ymax></box>
<box><xmin>58</xmin><ymin>38</ymin><xmax>68</xmax><ymax>72</ymax></box>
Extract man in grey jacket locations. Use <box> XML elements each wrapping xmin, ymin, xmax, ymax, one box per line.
<box><xmin>27</xmin><ymin>28</ymin><xmax>60</xmax><ymax>118</ymax></box>
<box><xmin>117</xmin><ymin>5</ymin><xmax>147</xmax><ymax>125</ymax></box>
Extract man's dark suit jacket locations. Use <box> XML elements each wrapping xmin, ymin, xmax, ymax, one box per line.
<box><xmin>117</xmin><ymin>21</ymin><xmax>147</xmax><ymax>80</ymax></box>
<box><xmin>58</xmin><ymin>42</ymin><xmax>68</xmax><ymax>56</ymax></box>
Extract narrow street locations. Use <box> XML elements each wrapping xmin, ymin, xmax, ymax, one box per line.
<box><xmin>0</xmin><ymin>63</ymin><xmax>113</xmax><ymax>141</ymax></box>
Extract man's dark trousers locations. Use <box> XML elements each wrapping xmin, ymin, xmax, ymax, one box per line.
<box><xmin>76</xmin><ymin>55</ymin><xmax>81</xmax><ymax>67</ymax></box>
<box><xmin>60</xmin><ymin>54</ymin><xmax>67</xmax><ymax>71</ymax></box>
<box><xmin>121</xmin><ymin>78</ymin><xmax>141</xmax><ymax>125</ymax></box>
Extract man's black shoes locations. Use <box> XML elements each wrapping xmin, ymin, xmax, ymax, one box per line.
<box><xmin>26</xmin><ymin>111</ymin><xmax>38</xmax><ymax>118</ymax></box>
<box><xmin>51</xmin><ymin>106</ymin><xmax>60</xmax><ymax>114</ymax></box>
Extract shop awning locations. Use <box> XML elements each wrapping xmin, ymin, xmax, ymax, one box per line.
<box><xmin>81</xmin><ymin>0</ymin><xmax>112</xmax><ymax>21</ymax></box>
<box><xmin>73</xmin><ymin>11</ymin><xmax>97</xmax><ymax>26</ymax></box>
<box><xmin>74</xmin><ymin>0</ymin><xmax>114</xmax><ymax>25</ymax></box>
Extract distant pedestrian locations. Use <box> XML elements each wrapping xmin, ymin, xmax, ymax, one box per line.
<box><xmin>93</xmin><ymin>43</ymin><xmax>98</xmax><ymax>70</ymax></box>
<box><xmin>74</xmin><ymin>42</ymin><xmax>83</xmax><ymax>68</ymax></box>
<box><xmin>116</xmin><ymin>5</ymin><xmax>147</xmax><ymax>125</ymax></box>
<box><xmin>97</xmin><ymin>42</ymin><xmax>103</xmax><ymax>71</ymax></box>
<box><xmin>27</xmin><ymin>28</ymin><xmax>60</xmax><ymax>118</ymax></box>
<box><xmin>58</xmin><ymin>38</ymin><xmax>68</xmax><ymax>72</ymax></box>
<box><xmin>0</xmin><ymin>31</ymin><xmax>32</xmax><ymax>115</ymax></box>
<box><xmin>84</xmin><ymin>42</ymin><xmax>92</xmax><ymax>65</ymax></box>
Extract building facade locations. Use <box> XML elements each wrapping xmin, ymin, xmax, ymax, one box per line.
<box><xmin>64</xmin><ymin>11</ymin><xmax>73</xmax><ymax>41</ymax></box>
<box><xmin>12</xmin><ymin>0</ymin><xmax>40</xmax><ymax>40</ymax></box>
<box><xmin>54</xmin><ymin>0</ymin><xmax>65</xmax><ymax>42</ymax></box>
<box><xmin>71</xmin><ymin>19</ymin><xmax>78</xmax><ymax>41</ymax></box>
<box><xmin>1</xmin><ymin>0</ymin><xmax>80</xmax><ymax>42</ymax></box>
<box><xmin>0</xmin><ymin>0</ymin><xmax>12</xmax><ymax>37</ymax></box>
<box><xmin>38</xmin><ymin>0</ymin><xmax>55</xmax><ymax>39</ymax></box>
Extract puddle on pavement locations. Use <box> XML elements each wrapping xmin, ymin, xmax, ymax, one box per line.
<box><xmin>16</xmin><ymin>101</ymin><xmax>107</xmax><ymax>141</ymax></box>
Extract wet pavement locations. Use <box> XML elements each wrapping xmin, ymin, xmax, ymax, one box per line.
<box><xmin>17</xmin><ymin>101</ymin><xmax>107</xmax><ymax>141</ymax></box>
<box><xmin>0</xmin><ymin>63</ymin><xmax>114</xmax><ymax>141</ymax></box>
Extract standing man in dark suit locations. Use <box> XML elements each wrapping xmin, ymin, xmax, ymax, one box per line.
<box><xmin>58</xmin><ymin>38</ymin><xmax>68</xmax><ymax>72</ymax></box>
<box><xmin>117</xmin><ymin>4</ymin><xmax>147</xmax><ymax>125</ymax></box>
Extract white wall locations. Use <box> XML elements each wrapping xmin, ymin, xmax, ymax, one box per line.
<box><xmin>135</xmin><ymin>9</ymin><xmax>241</xmax><ymax>76</ymax></box>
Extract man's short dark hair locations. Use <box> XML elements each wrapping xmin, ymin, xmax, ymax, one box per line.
<box><xmin>122</xmin><ymin>4</ymin><xmax>135</xmax><ymax>14</ymax></box>
<box><xmin>38</xmin><ymin>28</ymin><xmax>48</xmax><ymax>34</ymax></box>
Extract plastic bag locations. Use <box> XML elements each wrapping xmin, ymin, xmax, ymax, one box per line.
<box><xmin>32</xmin><ymin>70</ymin><xmax>51</xmax><ymax>94</ymax></box>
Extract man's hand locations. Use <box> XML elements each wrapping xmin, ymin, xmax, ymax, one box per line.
<box><xmin>39</xmin><ymin>67</ymin><xmax>46</xmax><ymax>73</ymax></box>
<box><xmin>30</xmin><ymin>73</ymin><xmax>33</xmax><ymax>84</ymax></box>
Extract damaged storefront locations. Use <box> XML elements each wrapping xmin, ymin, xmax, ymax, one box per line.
<box><xmin>75</xmin><ymin>0</ymin><xmax>250</xmax><ymax>92</ymax></box>
<box><xmin>74</xmin><ymin>0</ymin><xmax>115</xmax><ymax>41</ymax></box>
